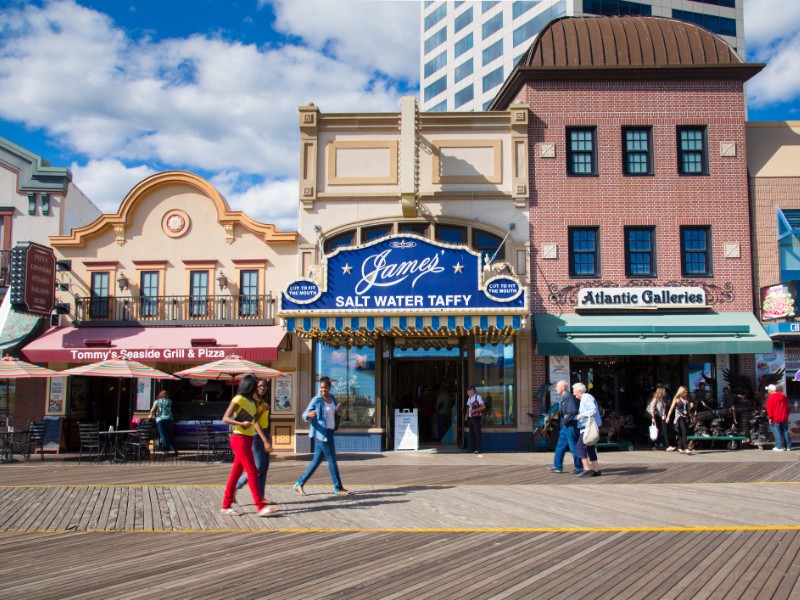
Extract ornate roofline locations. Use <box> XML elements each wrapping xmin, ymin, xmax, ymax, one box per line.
<box><xmin>49</xmin><ymin>170</ymin><xmax>297</xmax><ymax>247</ymax></box>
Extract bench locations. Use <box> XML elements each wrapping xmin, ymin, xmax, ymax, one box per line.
<box><xmin>687</xmin><ymin>435</ymin><xmax>747</xmax><ymax>450</ymax></box>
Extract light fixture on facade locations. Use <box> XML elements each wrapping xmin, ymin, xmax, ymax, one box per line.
<box><xmin>117</xmin><ymin>273</ymin><xmax>129</xmax><ymax>292</ymax></box>
<box><xmin>217</xmin><ymin>273</ymin><xmax>228</xmax><ymax>290</ymax></box>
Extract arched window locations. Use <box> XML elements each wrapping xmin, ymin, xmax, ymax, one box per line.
<box><xmin>324</xmin><ymin>231</ymin><xmax>356</xmax><ymax>254</ymax></box>
<box><xmin>474</xmin><ymin>229</ymin><xmax>504</xmax><ymax>264</ymax></box>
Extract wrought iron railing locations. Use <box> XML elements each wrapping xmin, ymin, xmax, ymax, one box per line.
<box><xmin>74</xmin><ymin>294</ymin><xmax>275</xmax><ymax>325</ymax></box>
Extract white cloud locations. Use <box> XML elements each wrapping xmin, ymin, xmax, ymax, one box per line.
<box><xmin>0</xmin><ymin>0</ymin><xmax>419</xmax><ymax>227</ymax></box>
<box><xmin>211</xmin><ymin>174</ymin><xmax>299</xmax><ymax>232</ymax></box>
<box><xmin>69</xmin><ymin>159</ymin><xmax>155</xmax><ymax>214</ymax></box>
<box><xmin>743</xmin><ymin>0</ymin><xmax>800</xmax><ymax>50</ymax></box>
<box><xmin>743</xmin><ymin>0</ymin><xmax>800</xmax><ymax>109</ymax></box>
<box><xmin>270</xmin><ymin>0</ymin><xmax>420</xmax><ymax>83</ymax></box>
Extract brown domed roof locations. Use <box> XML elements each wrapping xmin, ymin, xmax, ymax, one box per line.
<box><xmin>522</xmin><ymin>15</ymin><xmax>741</xmax><ymax>68</ymax></box>
<box><xmin>488</xmin><ymin>15</ymin><xmax>764</xmax><ymax>110</ymax></box>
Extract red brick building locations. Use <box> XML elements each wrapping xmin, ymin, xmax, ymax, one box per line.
<box><xmin>490</xmin><ymin>16</ymin><xmax>770</xmax><ymax>427</ymax></box>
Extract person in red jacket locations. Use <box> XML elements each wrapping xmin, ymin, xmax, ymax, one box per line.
<box><xmin>765</xmin><ymin>384</ymin><xmax>791</xmax><ymax>451</ymax></box>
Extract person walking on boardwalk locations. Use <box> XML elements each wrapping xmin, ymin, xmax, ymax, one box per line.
<box><xmin>149</xmin><ymin>390</ymin><xmax>177</xmax><ymax>454</ymax></box>
<box><xmin>666</xmin><ymin>386</ymin><xmax>695</xmax><ymax>455</ymax></box>
<box><xmin>235</xmin><ymin>379</ymin><xmax>273</xmax><ymax>498</ymax></box>
<box><xmin>549</xmin><ymin>380</ymin><xmax>583</xmax><ymax>474</ymax></box>
<box><xmin>465</xmin><ymin>385</ymin><xmax>485</xmax><ymax>454</ymax></box>
<box><xmin>765</xmin><ymin>384</ymin><xmax>791</xmax><ymax>451</ymax></box>
<box><xmin>573</xmin><ymin>383</ymin><xmax>603</xmax><ymax>477</ymax></box>
<box><xmin>648</xmin><ymin>386</ymin><xmax>669</xmax><ymax>450</ymax></box>
<box><xmin>219</xmin><ymin>374</ymin><xmax>279</xmax><ymax>517</ymax></box>
<box><xmin>293</xmin><ymin>376</ymin><xmax>353</xmax><ymax>496</ymax></box>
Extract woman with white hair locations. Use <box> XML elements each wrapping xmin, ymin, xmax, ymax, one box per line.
<box><xmin>573</xmin><ymin>382</ymin><xmax>603</xmax><ymax>477</ymax></box>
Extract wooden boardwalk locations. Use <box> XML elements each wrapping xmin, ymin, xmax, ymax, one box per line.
<box><xmin>0</xmin><ymin>449</ymin><xmax>799</xmax><ymax>599</ymax></box>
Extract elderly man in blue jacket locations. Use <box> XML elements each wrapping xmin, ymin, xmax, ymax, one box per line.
<box><xmin>548</xmin><ymin>380</ymin><xmax>583</xmax><ymax>474</ymax></box>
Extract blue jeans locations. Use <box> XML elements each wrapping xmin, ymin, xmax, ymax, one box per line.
<box><xmin>772</xmin><ymin>422</ymin><xmax>791</xmax><ymax>450</ymax></box>
<box><xmin>156</xmin><ymin>419</ymin><xmax>176</xmax><ymax>452</ymax></box>
<box><xmin>297</xmin><ymin>431</ymin><xmax>343</xmax><ymax>491</ymax></box>
<box><xmin>236</xmin><ymin>434</ymin><xmax>270</xmax><ymax>496</ymax></box>
<box><xmin>553</xmin><ymin>423</ymin><xmax>582</xmax><ymax>470</ymax></box>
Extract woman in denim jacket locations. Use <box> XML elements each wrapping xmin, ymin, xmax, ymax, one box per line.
<box><xmin>293</xmin><ymin>376</ymin><xmax>353</xmax><ymax>496</ymax></box>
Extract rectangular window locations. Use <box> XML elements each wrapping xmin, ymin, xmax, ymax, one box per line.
<box><xmin>625</xmin><ymin>227</ymin><xmax>655</xmax><ymax>277</ymax></box>
<box><xmin>238</xmin><ymin>270</ymin><xmax>259</xmax><ymax>317</ymax></box>
<box><xmin>778</xmin><ymin>209</ymin><xmax>800</xmax><ymax>282</ymax></box>
<box><xmin>514</xmin><ymin>1</ymin><xmax>566</xmax><ymax>47</ymax></box>
<box><xmin>677</xmin><ymin>126</ymin><xmax>708</xmax><ymax>175</ymax></box>
<box><xmin>681</xmin><ymin>226</ymin><xmax>711</xmax><ymax>277</ymax></box>
<box><xmin>454</xmin><ymin>6</ymin><xmax>473</xmax><ymax>33</ymax></box>
<box><xmin>512</xmin><ymin>1</ymin><xmax>536</xmax><ymax>20</ymax></box>
<box><xmin>315</xmin><ymin>342</ymin><xmax>376</xmax><ymax>429</ymax></box>
<box><xmin>470</xmin><ymin>342</ymin><xmax>515</xmax><ymax>426</ymax></box>
<box><xmin>424</xmin><ymin>3</ymin><xmax>447</xmax><ymax>31</ymax></box>
<box><xmin>190</xmin><ymin>270</ymin><xmax>209</xmax><ymax>317</ymax></box>
<box><xmin>482</xmin><ymin>1</ymin><xmax>500</xmax><ymax>13</ymax></box>
<box><xmin>454</xmin><ymin>33</ymin><xmax>473</xmax><ymax>58</ymax></box>
<box><xmin>583</xmin><ymin>0</ymin><xmax>652</xmax><ymax>17</ymax></box>
<box><xmin>90</xmin><ymin>272</ymin><xmax>110</xmax><ymax>318</ymax></box>
<box><xmin>672</xmin><ymin>9</ymin><xmax>736</xmax><ymax>37</ymax></box>
<box><xmin>569</xmin><ymin>227</ymin><xmax>599</xmax><ymax>277</ymax></box>
<box><xmin>424</xmin><ymin>51</ymin><xmax>447</xmax><ymax>78</ymax></box>
<box><xmin>482</xmin><ymin>66</ymin><xmax>504</xmax><ymax>93</ymax></box>
<box><xmin>429</xmin><ymin>99</ymin><xmax>447</xmax><ymax>112</ymax></box>
<box><xmin>424</xmin><ymin>27</ymin><xmax>447</xmax><ymax>55</ymax></box>
<box><xmin>689</xmin><ymin>0</ymin><xmax>735</xmax><ymax>7</ymax></box>
<box><xmin>454</xmin><ymin>84</ymin><xmax>474</xmax><ymax>109</ymax></box>
<box><xmin>622</xmin><ymin>127</ymin><xmax>653</xmax><ymax>175</ymax></box>
<box><xmin>424</xmin><ymin>75</ymin><xmax>447</xmax><ymax>102</ymax></box>
<box><xmin>566</xmin><ymin>127</ymin><xmax>597</xmax><ymax>176</ymax></box>
<box><xmin>454</xmin><ymin>59</ymin><xmax>473</xmax><ymax>84</ymax></box>
<box><xmin>482</xmin><ymin>39</ymin><xmax>503</xmax><ymax>65</ymax></box>
<box><xmin>140</xmin><ymin>271</ymin><xmax>159</xmax><ymax>317</ymax></box>
<box><xmin>482</xmin><ymin>12</ymin><xmax>503</xmax><ymax>39</ymax></box>
<box><xmin>436</xmin><ymin>224</ymin><xmax>467</xmax><ymax>245</ymax></box>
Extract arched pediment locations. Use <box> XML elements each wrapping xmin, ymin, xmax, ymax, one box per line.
<box><xmin>50</xmin><ymin>170</ymin><xmax>297</xmax><ymax>247</ymax></box>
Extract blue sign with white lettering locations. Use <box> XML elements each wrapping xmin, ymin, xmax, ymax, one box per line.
<box><xmin>280</xmin><ymin>235</ymin><xmax>526</xmax><ymax>314</ymax></box>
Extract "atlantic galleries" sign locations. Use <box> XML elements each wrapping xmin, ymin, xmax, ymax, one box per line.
<box><xmin>577</xmin><ymin>287</ymin><xmax>707</xmax><ymax>310</ymax></box>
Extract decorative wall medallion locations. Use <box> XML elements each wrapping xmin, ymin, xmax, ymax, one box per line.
<box><xmin>162</xmin><ymin>209</ymin><xmax>190</xmax><ymax>238</ymax></box>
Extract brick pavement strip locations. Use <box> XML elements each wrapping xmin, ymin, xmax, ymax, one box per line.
<box><xmin>0</xmin><ymin>450</ymin><xmax>799</xmax><ymax>598</ymax></box>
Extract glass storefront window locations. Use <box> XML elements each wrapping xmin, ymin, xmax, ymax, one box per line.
<box><xmin>315</xmin><ymin>342</ymin><xmax>376</xmax><ymax>428</ymax></box>
<box><xmin>471</xmin><ymin>342</ymin><xmax>515</xmax><ymax>426</ymax></box>
<box><xmin>687</xmin><ymin>355</ymin><xmax>715</xmax><ymax>402</ymax></box>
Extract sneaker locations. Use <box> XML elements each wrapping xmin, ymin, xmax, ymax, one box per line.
<box><xmin>257</xmin><ymin>506</ymin><xmax>280</xmax><ymax>518</ymax></box>
<box><xmin>548</xmin><ymin>467</ymin><xmax>563</xmax><ymax>473</ymax></box>
<box><xmin>773</xmin><ymin>447</ymin><xmax>784</xmax><ymax>452</ymax></box>
<box><xmin>666</xmin><ymin>447</ymin><xmax>676</xmax><ymax>452</ymax></box>
<box><xmin>577</xmin><ymin>470</ymin><xmax>593</xmax><ymax>478</ymax></box>
<box><xmin>473</xmin><ymin>450</ymin><xmax>480</xmax><ymax>454</ymax></box>
<box><xmin>570</xmin><ymin>469</ymin><xmax>584</xmax><ymax>474</ymax></box>
<box><xmin>590</xmin><ymin>471</ymin><xmax>602</xmax><ymax>477</ymax></box>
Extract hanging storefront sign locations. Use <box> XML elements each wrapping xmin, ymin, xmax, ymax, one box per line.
<box><xmin>9</xmin><ymin>242</ymin><xmax>56</xmax><ymax>316</ymax></box>
<box><xmin>760</xmin><ymin>282</ymin><xmax>798</xmax><ymax>320</ymax></box>
<box><xmin>577</xmin><ymin>286</ymin><xmax>706</xmax><ymax>310</ymax></box>
<box><xmin>281</xmin><ymin>235</ymin><xmax>526</xmax><ymax>316</ymax></box>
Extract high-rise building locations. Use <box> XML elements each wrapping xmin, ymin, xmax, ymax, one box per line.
<box><xmin>420</xmin><ymin>0</ymin><xmax>744</xmax><ymax>112</ymax></box>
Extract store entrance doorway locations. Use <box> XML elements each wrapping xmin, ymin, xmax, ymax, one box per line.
<box><xmin>383</xmin><ymin>338</ymin><xmax>466</xmax><ymax>450</ymax></box>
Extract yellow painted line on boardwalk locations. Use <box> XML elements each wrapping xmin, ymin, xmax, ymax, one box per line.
<box><xmin>1</xmin><ymin>480</ymin><xmax>800</xmax><ymax>489</ymax></box>
<box><xmin>2</xmin><ymin>525</ymin><xmax>800</xmax><ymax>534</ymax></box>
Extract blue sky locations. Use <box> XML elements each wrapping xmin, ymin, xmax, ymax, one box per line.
<box><xmin>0</xmin><ymin>0</ymin><xmax>797</xmax><ymax>230</ymax></box>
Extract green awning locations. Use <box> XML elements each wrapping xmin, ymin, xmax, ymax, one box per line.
<box><xmin>534</xmin><ymin>312</ymin><xmax>773</xmax><ymax>356</ymax></box>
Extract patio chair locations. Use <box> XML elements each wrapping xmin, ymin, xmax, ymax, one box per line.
<box><xmin>78</xmin><ymin>423</ymin><xmax>108</xmax><ymax>463</ymax></box>
<box><xmin>11</xmin><ymin>420</ymin><xmax>48</xmax><ymax>461</ymax></box>
<box><xmin>123</xmin><ymin>420</ymin><xmax>156</xmax><ymax>463</ymax></box>
<box><xmin>196</xmin><ymin>421</ymin><xmax>229</xmax><ymax>462</ymax></box>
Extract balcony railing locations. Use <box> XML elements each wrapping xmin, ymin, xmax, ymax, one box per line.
<box><xmin>74</xmin><ymin>294</ymin><xmax>275</xmax><ymax>326</ymax></box>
